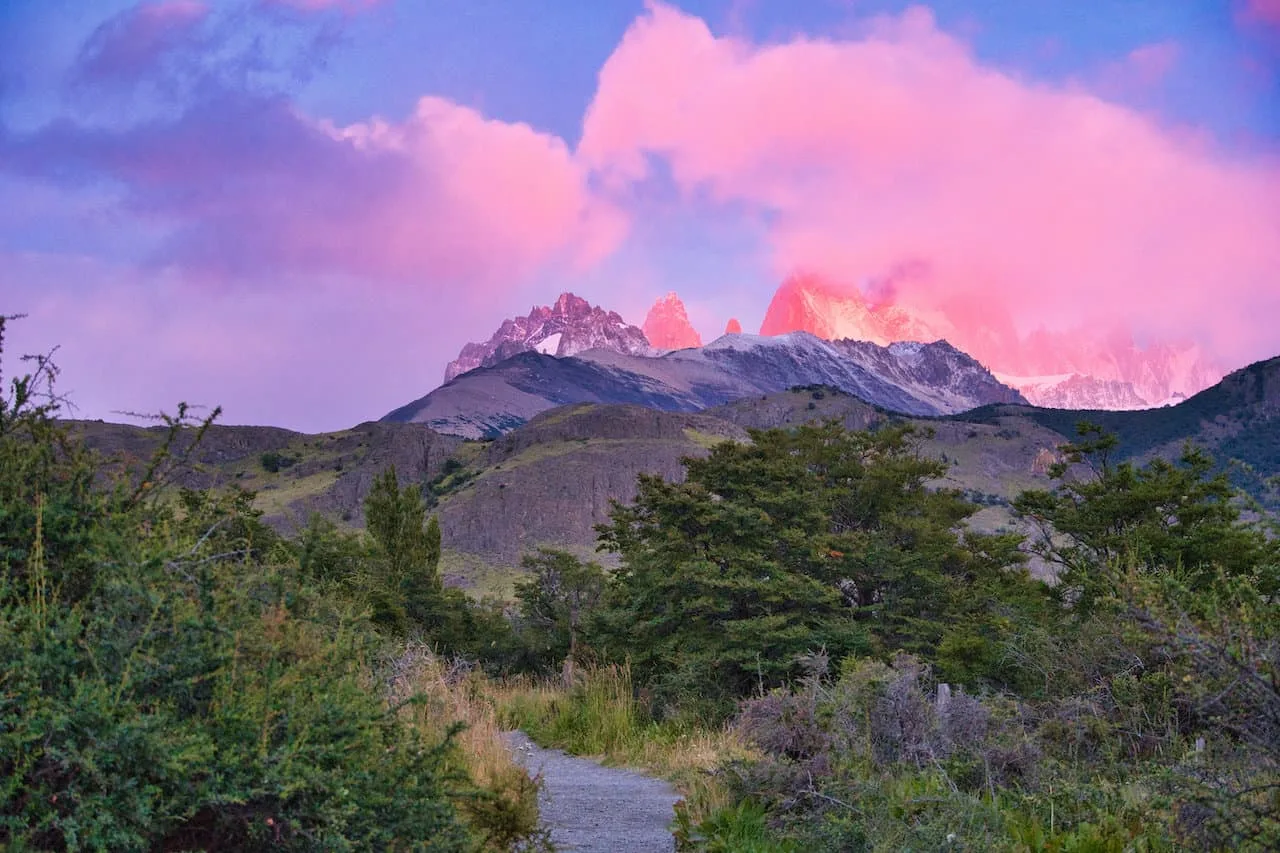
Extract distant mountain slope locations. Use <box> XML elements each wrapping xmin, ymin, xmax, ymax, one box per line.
<box><xmin>386</xmin><ymin>331</ymin><xmax>1026</xmax><ymax>438</ymax></box>
<box><xmin>962</xmin><ymin>355</ymin><xmax>1280</xmax><ymax>508</ymax></box>
<box><xmin>434</xmin><ymin>405</ymin><xmax>747</xmax><ymax>569</ymax></box>
<box><xmin>70</xmin><ymin>419</ymin><xmax>461</xmax><ymax>529</ymax></box>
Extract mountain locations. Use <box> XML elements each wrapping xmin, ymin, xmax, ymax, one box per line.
<box><xmin>433</xmin><ymin>405</ymin><xmax>747</xmax><ymax>569</ymax></box>
<box><xmin>643</xmin><ymin>291</ymin><xmax>701</xmax><ymax>350</ymax></box>
<box><xmin>71</xmin><ymin>354</ymin><xmax>1278</xmax><ymax>590</ymax></box>
<box><xmin>760</xmin><ymin>272</ymin><xmax>1223</xmax><ymax>410</ymax></box>
<box><xmin>386</xmin><ymin>331</ymin><xmax>1027</xmax><ymax>439</ymax></box>
<box><xmin>761</xmin><ymin>272</ymin><xmax>937</xmax><ymax>345</ymax></box>
<box><xmin>442</xmin><ymin>292</ymin><xmax>652</xmax><ymax>382</ymax></box>
<box><xmin>70</xmin><ymin>419</ymin><xmax>461</xmax><ymax>529</ymax></box>
<box><xmin>725</xmin><ymin>318</ymin><xmax>743</xmax><ymax>334</ymax></box>
<box><xmin>966</xmin><ymin>354</ymin><xmax>1280</xmax><ymax>509</ymax></box>
<box><xmin>997</xmin><ymin>373</ymin><xmax>1149</xmax><ymax>410</ymax></box>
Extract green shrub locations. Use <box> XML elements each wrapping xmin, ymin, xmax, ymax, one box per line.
<box><xmin>259</xmin><ymin>450</ymin><xmax>297</xmax><ymax>473</ymax></box>
<box><xmin>0</xmin><ymin>329</ymin><xmax>483</xmax><ymax>850</ymax></box>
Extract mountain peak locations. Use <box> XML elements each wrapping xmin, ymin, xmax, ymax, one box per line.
<box><xmin>643</xmin><ymin>291</ymin><xmax>702</xmax><ymax>350</ymax></box>
<box><xmin>759</xmin><ymin>272</ymin><xmax>1223</xmax><ymax>410</ymax></box>
<box><xmin>550</xmin><ymin>292</ymin><xmax>591</xmax><ymax>316</ymax></box>
<box><xmin>725</xmin><ymin>318</ymin><xmax>743</xmax><ymax>334</ymax></box>
<box><xmin>760</xmin><ymin>272</ymin><xmax>937</xmax><ymax>345</ymax></box>
<box><xmin>443</xmin><ymin>293</ymin><xmax>652</xmax><ymax>382</ymax></box>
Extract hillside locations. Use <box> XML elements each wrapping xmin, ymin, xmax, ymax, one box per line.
<box><xmin>69</xmin><ymin>419</ymin><xmax>462</xmax><ymax>529</ymax></box>
<box><xmin>960</xmin><ymin>354</ymin><xmax>1280</xmax><ymax>509</ymax></box>
<box><xmin>67</xmin><ymin>355</ymin><xmax>1280</xmax><ymax>592</ymax></box>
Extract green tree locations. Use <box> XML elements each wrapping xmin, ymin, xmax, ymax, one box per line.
<box><xmin>595</xmin><ymin>422</ymin><xmax>1037</xmax><ymax>717</ymax></box>
<box><xmin>1014</xmin><ymin>422</ymin><xmax>1279</xmax><ymax>611</ymax></box>
<box><xmin>0</xmin><ymin>323</ymin><xmax>473</xmax><ymax>851</ymax></box>
<box><xmin>515</xmin><ymin>548</ymin><xmax>607</xmax><ymax>672</ymax></box>
<box><xmin>363</xmin><ymin>466</ymin><xmax>445</xmax><ymax>634</ymax></box>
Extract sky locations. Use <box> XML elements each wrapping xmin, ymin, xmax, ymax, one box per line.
<box><xmin>0</xmin><ymin>0</ymin><xmax>1277</xmax><ymax>431</ymax></box>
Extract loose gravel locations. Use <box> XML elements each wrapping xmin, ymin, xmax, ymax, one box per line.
<box><xmin>503</xmin><ymin>731</ymin><xmax>682</xmax><ymax>853</ymax></box>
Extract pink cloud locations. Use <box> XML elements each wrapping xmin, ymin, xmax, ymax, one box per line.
<box><xmin>1121</xmin><ymin>41</ymin><xmax>1180</xmax><ymax>87</ymax></box>
<box><xmin>4</xmin><ymin>92</ymin><xmax>624</xmax><ymax>292</ymax></box>
<box><xmin>579</xmin><ymin>2</ymin><xmax>1280</xmax><ymax>366</ymax></box>
<box><xmin>1241</xmin><ymin>0</ymin><xmax>1280</xmax><ymax>28</ymax></box>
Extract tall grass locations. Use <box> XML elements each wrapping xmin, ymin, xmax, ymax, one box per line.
<box><xmin>386</xmin><ymin>643</ymin><xmax>551</xmax><ymax>852</ymax></box>
<box><xmin>492</xmin><ymin>664</ymin><xmax>756</xmax><ymax>825</ymax></box>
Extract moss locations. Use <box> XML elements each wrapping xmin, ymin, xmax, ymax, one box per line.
<box><xmin>253</xmin><ymin>469</ymin><xmax>341</xmax><ymax>517</ymax></box>
<box><xmin>682</xmin><ymin>428</ymin><xmax>733</xmax><ymax>450</ymax></box>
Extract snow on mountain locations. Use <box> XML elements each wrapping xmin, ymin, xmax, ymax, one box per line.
<box><xmin>761</xmin><ymin>273</ymin><xmax>1224</xmax><ymax>410</ymax></box>
<box><xmin>394</xmin><ymin>329</ymin><xmax>1025</xmax><ymax>438</ymax></box>
<box><xmin>642</xmin><ymin>291</ymin><xmax>702</xmax><ymax>350</ymax></box>
<box><xmin>443</xmin><ymin>292</ymin><xmax>653</xmax><ymax>382</ymax></box>
<box><xmin>999</xmin><ymin>373</ymin><xmax>1149</xmax><ymax>410</ymax></box>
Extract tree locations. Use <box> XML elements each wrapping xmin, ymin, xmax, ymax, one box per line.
<box><xmin>363</xmin><ymin>466</ymin><xmax>444</xmax><ymax>634</ymax></box>
<box><xmin>594</xmin><ymin>422</ymin><xmax>1037</xmax><ymax>717</ymax></box>
<box><xmin>1014</xmin><ymin>423</ymin><xmax>1279</xmax><ymax>611</ymax></box>
<box><xmin>514</xmin><ymin>548</ymin><xmax>606</xmax><ymax>673</ymax></box>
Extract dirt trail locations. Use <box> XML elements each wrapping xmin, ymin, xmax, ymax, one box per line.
<box><xmin>503</xmin><ymin>731</ymin><xmax>681</xmax><ymax>852</ymax></box>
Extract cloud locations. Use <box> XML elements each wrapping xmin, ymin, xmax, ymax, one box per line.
<box><xmin>267</xmin><ymin>0</ymin><xmax>382</xmax><ymax>10</ymax></box>
<box><xmin>1240</xmin><ymin>0</ymin><xmax>1280</xmax><ymax>28</ymax></box>
<box><xmin>72</xmin><ymin>1</ymin><xmax>210</xmax><ymax>86</ymax></box>
<box><xmin>3</xmin><ymin>87</ymin><xmax>623</xmax><ymax>293</ymax></box>
<box><xmin>0</xmin><ymin>250</ymin><xmax>480</xmax><ymax>431</ymax></box>
<box><xmin>579</xmin><ymin>2</ymin><xmax>1280</xmax><ymax>365</ymax></box>
<box><xmin>1118</xmin><ymin>41</ymin><xmax>1180</xmax><ymax>88</ymax></box>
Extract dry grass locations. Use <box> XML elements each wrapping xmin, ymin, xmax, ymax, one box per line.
<box><xmin>384</xmin><ymin>643</ymin><xmax>549</xmax><ymax>851</ymax></box>
<box><xmin>492</xmin><ymin>664</ymin><xmax>757</xmax><ymax>823</ymax></box>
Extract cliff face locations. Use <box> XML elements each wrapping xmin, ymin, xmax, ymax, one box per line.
<box><xmin>642</xmin><ymin>291</ymin><xmax>702</xmax><ymax>350</ymax></box>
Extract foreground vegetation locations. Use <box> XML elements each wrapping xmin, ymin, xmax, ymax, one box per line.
<box><xmin>0</xmin><ymin>323</ymin><xmax>547</xmax><ymax>851</ymax></box>
<box><xmin>3</xmin><ymin>317</ymin><xmax>1277</xmax><ymax>850</ymax></box>
<box><xmin>502</xmin><ymin>422</ymin><xmax>1279</xmax><ymax>850</ymax></box>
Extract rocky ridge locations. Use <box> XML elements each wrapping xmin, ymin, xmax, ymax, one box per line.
<box><xmin>443</xmin><ymin>292</ymin><xmax>652</xmax><ymax>383</ymax></box>
<box><xmin>760</xmin><ymin>272</ymin><xmax>1223</xmax><ymax>410</ymax></box>
<box><xmin>387</xmin><ymin>331</ymin><xmax>1027</xmax><ymax>439</ymax></box>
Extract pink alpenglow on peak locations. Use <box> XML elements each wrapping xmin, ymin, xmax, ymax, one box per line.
<box><xmin>725</xmin><ymin>318</ymin><xmax>743</xmax><ymax>335</ymax></box>
<box><xmin>642</xmin><ymin>291</ymin><xmax>702</xmax><ymax>350</ymax></box>
<box><xmin>760</xmin><ymin>273</ymin><xmax>938</xmax><ymax>347</ymax></box>
<box><xmin>760</xmin><ymin>272</ymin><xmax>1224</xmax><ymax>410</ymax></box>
<box><xmin>443</xmin><ymin>292</ymin><xmax>651</xmax><ymax>382</ymax></box>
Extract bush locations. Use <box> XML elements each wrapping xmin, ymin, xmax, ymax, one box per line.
<box><xmin>0</xmin><ymin>328</ymin><xmax>514</xmax><ymax>850</ymax></box>
<box><xmin>259</xmin><ymin>450</ymin><xmax>297</xmax><ymax>473</ymax></box>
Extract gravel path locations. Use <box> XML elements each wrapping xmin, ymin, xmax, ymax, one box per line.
<box><xmin>503</xmin><ymin>731</ymin><xmax>682</xmax><ymax>852</ymax></box>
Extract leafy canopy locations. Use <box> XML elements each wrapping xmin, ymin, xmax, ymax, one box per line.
<box><xmin>1014</xmin><ymin>422</ymin><xmax>1280</xmax><ymax>608</ymax></box>
<box><xmin>594</xmin><ymin>422</ymin><xmax>1042</xmax><ymax>717</ymax></box>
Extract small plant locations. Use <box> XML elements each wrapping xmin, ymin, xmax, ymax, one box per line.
<box><xmin>259</xmin><ymin>450</ymin><xmax>297</xmax><ymax>473</ymax></box>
